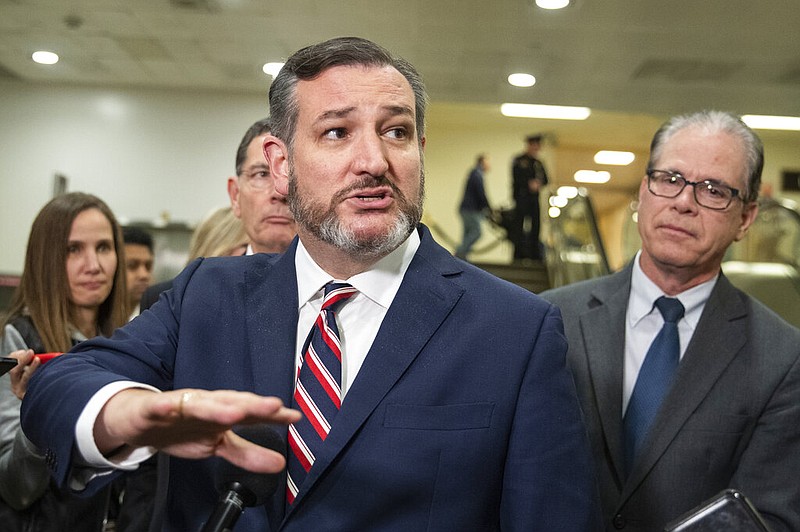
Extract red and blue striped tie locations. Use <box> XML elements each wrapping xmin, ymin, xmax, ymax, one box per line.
<box><xmin>286</xmin><ymin>282</ymin><xmax>357</xmax><ymax>504</ymax></box>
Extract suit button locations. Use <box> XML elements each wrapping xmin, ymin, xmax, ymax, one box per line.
<box><xmin>613</xmin><ymin>514</ymin><xmax>626</xmax><ymax>529</ymax></box>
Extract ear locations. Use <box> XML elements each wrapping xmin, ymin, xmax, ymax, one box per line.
<box><xmin>263</xmin><ymin>134</ymin><xmax>289</xmax><ymax>196</ymax></box>
<box><xmin>227</xmin><ymin>176</ymin><xmax>242</xmax><ymax>217</ymax></box>
<box><xmin>638</xmin><ymin>175</ymin><xmax>649</xmax><ymax>201</ymax></box>
<box><xmin>734</xmin><ymin>201</ymin><xmax>759</xmax><ymax>241</ymax></box>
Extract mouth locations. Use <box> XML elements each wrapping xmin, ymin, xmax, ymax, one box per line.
<box><xmin>659</xmin><ymin>223</ymin><xmax>694</xmax><ymax>238</ymax></box>
<box><xmin>348</xmin><ymin>187</ymin><xmax>394</xmax><ymax>209</ymax></box>
<box><xmin>264</xmin><ymin>215</ymin><xmax>294</xmax><ymax>224</ymax></box>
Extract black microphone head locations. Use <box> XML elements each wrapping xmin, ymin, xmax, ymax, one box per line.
<box><xmin>215</xmin><ymin>425</ymin><xmax>285</xmax><ymax>506</ymax></box>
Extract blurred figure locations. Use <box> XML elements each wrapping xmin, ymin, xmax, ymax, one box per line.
<box><xmin>187</xmin><ymin>206</ymin><xmax>248</xmax><ymax>259</ymax></box>
<box><xmin>122</xmin><ymin>226</ymin><xmax>154</xmax><ymax>320</ymax></box>
<box><xmin>455</xmin><ymin>154</ymin><xmax>492</xmax><ymax>260</ymax></box>
<box><xmin>139</xmin><ymin>206</ymin><xmax>248</xmax><ymax>311</ymax></box>
<box><xmin>1</xmin><ymin>192</ymin><xmax>127</xmax><ymax>531</ymax></box>
<box><xmin>228</xmin><ymin>117</ymin><xmax>296</xmax><ymax>254</ymax></box>
<box><xmin>511</xmin><ymin>134</ymin><xmax>549</xmax><ymax>260</ymax></box>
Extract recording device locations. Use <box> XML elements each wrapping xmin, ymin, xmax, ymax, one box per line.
<box><xmin>1</xmin><ymin>357</ymin><xmax>17</xmax><ymax>376</ymax></box>
<box><xmin>664</xmin><ymin>489</ymin><xmax>771</xmax><ymax>531</ymax></box>
<box><xmin>200</xmin><ymin>425</ymin><xmax>285</xmax><ymax>532</ymax></box>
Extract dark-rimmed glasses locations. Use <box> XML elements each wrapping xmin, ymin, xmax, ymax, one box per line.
<box><xmin>646</xmin><ymin>169</ymin><xmax>741</xmax><ymax>210</ymax></box>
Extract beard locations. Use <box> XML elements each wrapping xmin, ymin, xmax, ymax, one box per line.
<box><xmin>287</xmin><ymin>166</ymin><xmax>425</xmax><ymax>259</ymax></box>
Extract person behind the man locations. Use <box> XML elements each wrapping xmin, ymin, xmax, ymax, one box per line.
<box><xmin>21</xmin><ymin>37</ymin><xmax>601</xmax><ymax>531</ymax></box>
<box><xmin>541</xmin><ymin>110</ymin><xmax>800</xmax><ymax>531</ymax></box>
<box><xmin>121</xmin><ymin>226</ymin><xmax>154</xmax><ymax>320</ymax></box>
<box><xmin>511</xmin><ymin>133</ymin><xmax>548</xmax><ymax>261</ymax></box>
<box><xmin>454</xmin><ymin>153</ymin><xmax>492</xmax><ymax>260</ymax></box>
<box><xmin>228</xmin><ymin>117</ymin><xmax>296</xmax><ymax>255</ymax></box>
<box><xmin>138</xmin><ymin>117</ymin><xmax>296</xmax><ymax>309</ymax></box>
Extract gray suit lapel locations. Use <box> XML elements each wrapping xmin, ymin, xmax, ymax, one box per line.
<box><xmin>580</xmin><ymin>267</ymin><xmax>631</xmax><ymax>482</ymax></box>
<box><xmin>623</xmin><ymin>275</ymin><xmax>748</xmax><ymax>495</ymax></box>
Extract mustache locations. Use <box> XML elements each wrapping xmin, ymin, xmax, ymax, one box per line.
<box><xmin>330</xmin><ymin>175</ymin><xmax>405</xmax><ymax>203</ymax></box>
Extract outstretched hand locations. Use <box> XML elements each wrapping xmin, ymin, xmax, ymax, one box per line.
<box><xmin>95</xmin><ymin>388</ymin><xmax>301</xmax><ymax>474</ymax></box>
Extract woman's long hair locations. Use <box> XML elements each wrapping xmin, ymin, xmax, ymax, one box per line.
<box><xmin>3</xmin><ymin>192</ymin><xmax>128</xmax><ymax>352</ymax></box>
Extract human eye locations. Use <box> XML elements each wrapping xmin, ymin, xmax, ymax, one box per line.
<box><xmin>67</xmin><ymin>243</ymin><xmax>80</xmax><ymax>254</ymax></box>
<box><xmin>703</xmin><ymin>181</ymin><xmax>730</xmax><ymax>199</ymax></box>
<box><xmin>97</xmin><ymin>241</ymin><xmax>113</xmax><ymax>253</ymax></box>
<box><xmin>323</xmin><ymin>128</ymin><xmax>347</xmax><ymax>140</ymax></box>
<box><xmin>385</xmin><ymin>126</ymin><xmax>408</xmax><ymax>140</ymax></box>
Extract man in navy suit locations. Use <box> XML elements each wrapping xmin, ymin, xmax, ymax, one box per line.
<box><xmin>21</xmin><ymin>37</ymin><xmax>600</xmax><ymax>531</ymax></box>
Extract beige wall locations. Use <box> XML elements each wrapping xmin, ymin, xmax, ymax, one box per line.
<box><xmin>1</xmin><ymin>81</ymin><xmax>798</xmax><ymax>274</ymax></box>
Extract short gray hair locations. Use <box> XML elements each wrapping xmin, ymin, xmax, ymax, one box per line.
<box><xmin>647</xmin><ymin>110</ymin><xmax>763</xmax><ymax>203</ymax></box>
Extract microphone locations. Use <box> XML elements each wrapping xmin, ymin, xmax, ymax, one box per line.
<box><xmin>200</xmin><ymin>425</ymin><xmax>285</xmax><ymax>532</ymax></box>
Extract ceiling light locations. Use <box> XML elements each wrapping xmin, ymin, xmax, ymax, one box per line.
<box><xmin>501</xmin><ymin>103</ymin><xmax>590</xmax><ymax>120</ymax></box>
<box><xmin>536</xmin><ymin>0</ymin><xmax>570</xmax><ymax>9</ymax></box>
<box><xmin>32</xmin><ymin>51</ymin><xmax>59</xmax><ymax>65</ymax></box>
<box><xmin>548</xmin><ymin>206</ymin><xmax>562</xmax><ymax>218</ymax></box>
<box><xmin>594</xmin><ymin>150</ymin><xmax>635</xmax><ymax>165</ymax></box>
<box><xmin>507</xmin><ymin>73</ymin><xmax>536</xmax><ymax>87</ymax></box>
<box><xmin>574</xmin><ymin>170</ymin><xmax>610</xmax><ymax>184</ymax></box>
<box><xmin>549</xmin><ymin>195</ymin><xmax>568</xmax><ymax>208</ymax></box>
<box><xmin>262</xmin><ymin>62</ymin><xmax>284</xmax><ymax>78</ymax></box>
<box><xmin>741</xmin><ymin>114</ymin><xmax>800</xmax><ymax>131</ymax></box>
<box><xmin>556</xmin><ymin>186</ymin><xmax>579</xmax><ymax>198</ymax></box>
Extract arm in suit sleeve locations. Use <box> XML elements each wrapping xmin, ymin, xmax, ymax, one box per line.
<box><xmin>19</xmin><ymin>260</ymin><xmax>204</xmax><ymax>494</ymax></box>
<box><xmin>500</xmin><ymin>303</ymin><xmax>603</xmax><ymax>531</ymax></box>
<box><xmin>729</xmin><ymin>340</ymin><xmax>800</xmax><ymax>532</ymax></box>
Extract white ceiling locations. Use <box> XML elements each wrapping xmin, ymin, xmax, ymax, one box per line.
<box><xmin>2</xmin><ymin>0</ymin><xmax>799</xmax><ymax>187</ymax></box>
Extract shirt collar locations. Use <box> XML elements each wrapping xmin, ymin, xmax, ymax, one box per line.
<box><xmin>295</xmin><ymin>229</ymin><xmax>421</xmax><ymax>310</ymax></box>
<box><xmin>629</xmin><ymin>250</ymin><xmax>717</xmax><ymax>329</ymax></box>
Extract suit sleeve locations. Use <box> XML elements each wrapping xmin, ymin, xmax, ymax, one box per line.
<box><xmin>729</xmin><ymin>345</ymin><xmax>800</xmax><ymax>531</ymax></box>
<box><xmin>20</xmin><ymin>259</ymin><xmax>204</xmax><ymax>493</ymax></box>
<box><xmin>500</xmin><ymin>304</ymin><xmax>603</xmax><ymax>531</ymax></box>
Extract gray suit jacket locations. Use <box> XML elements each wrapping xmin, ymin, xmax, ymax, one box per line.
<box><xmin>541</xmin><ymin>262</ymin><xmax>800</xmax><ymax>532</ymax></box>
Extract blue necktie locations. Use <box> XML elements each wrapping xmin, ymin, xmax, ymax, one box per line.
<box><xmin>286</xmin><ymin>282</ymin><xmax>356</xmax><ymax>505</ymax></box>
<box><xmin>624</xmin><ymin>296</ymin><xmax>684</xmax><ymax>474</ymax></box>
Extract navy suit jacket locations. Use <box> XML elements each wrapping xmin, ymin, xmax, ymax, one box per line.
<box><xmin>22</xmin><ymin>226</ymin><xmax>601</xmax><ymax>531</ymax></box>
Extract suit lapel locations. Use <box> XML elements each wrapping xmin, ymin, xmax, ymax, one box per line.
<box><xmin>622</xmin><ymin>274</ymin><xmax>748</xmax><ymax>497</ymax></box>
<box><xmin>242</xmin><ymin>242</ymin><xmax>300</xmax><ymax>527</ymax></box>
<box><xmin>580</xmin><ymin>266</ymin><xmax>631</xmax><ymax>483</ymax></box>
<box><xmin>287</xmin><ymin>227</ymin><xmax>465</xmax><ymax>508</ymax></box>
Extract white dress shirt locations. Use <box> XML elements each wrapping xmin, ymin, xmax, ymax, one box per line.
<box><xmin>622</xmin><ymin>251</ymin><xmax>717</xmax><ymax>413</ymax></box>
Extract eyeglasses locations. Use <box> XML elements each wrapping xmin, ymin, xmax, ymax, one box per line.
<box><xmin>646</xmin><ymin>169</ymin><xmax>741</xmax><ymax>210</ymax></box>
<box><xmin>238</xmin><ymin>168</ymin><xmax>274</xmax><ymax>192</ymax></box>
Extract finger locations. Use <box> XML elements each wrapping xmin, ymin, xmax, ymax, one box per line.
<box><xmin>153</xmin><ymin>389</ymin><xmax>301</xmax><ymax>427</ymax></box>
<box><xmin>215</xmin><ymin>430</ymin><xmax>287</xmax><ymax>474</ymax></box>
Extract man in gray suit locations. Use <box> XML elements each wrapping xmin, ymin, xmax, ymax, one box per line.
<box><xmin>542</xmin><ymin>110</ymin><xmax>800</xmax><ymax>531</ymax></box>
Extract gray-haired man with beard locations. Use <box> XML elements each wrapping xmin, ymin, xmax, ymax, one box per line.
<box><xmin>22</xmin><ymin>37</ymin><xmax>601</xmax><ymax>531</ymax></box>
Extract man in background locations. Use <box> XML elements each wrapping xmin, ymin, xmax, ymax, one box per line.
<box><xmin>454</xmin><ymin>153</ymin><xmax>492</xmax><ymax>260</ymax></box>
<box><xmin>541</xmin><ymin>110</ymin><xmax>800</xmax><ymax>531</ymax></box>
<box><xmin>121</xmin><ymin>226</ymin><xmax>154</xmax><ymax>320</ymax></box>
<box><xmin>511</xmin><ymin>134</ymin><xmax>548</xmax><ymax>261</ymax></box>
<box><xmin>228</xmin><ymin>117</ymin><xmax>296</xmax><ymax>255</ymax></box>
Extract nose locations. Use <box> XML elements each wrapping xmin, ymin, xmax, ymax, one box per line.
<box><xmin>352</xmin><ymin>132</ymin><xmax>390</xmax><ymax>177</ymax></box>
<box><xmin>84</xmin><ymin>250</ymin><xmax>102</xmax><ymax>272</ymax></box>
<box><xmin>673</xmin><ymin>181</ymin><xmax>699</xmax><ymax>211</ymax></box>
